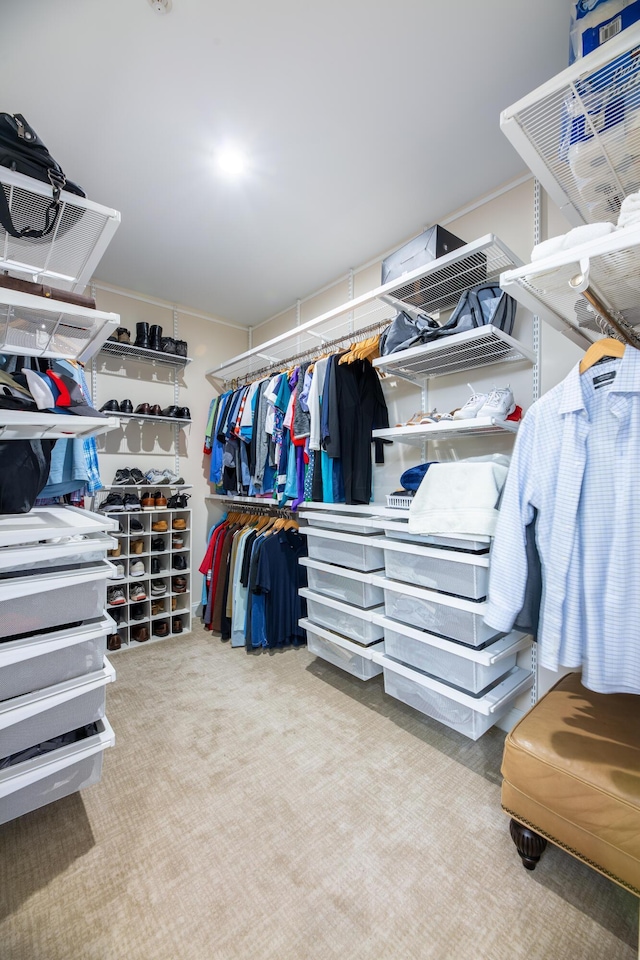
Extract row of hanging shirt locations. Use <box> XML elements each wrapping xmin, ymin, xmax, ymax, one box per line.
<box><xmin>204</xmin><ymin>337</ymin><xmax>390</xmax><ymax>507</ymax></box>
<box><xmin>199</xmin><ymin>510</ymin><xmax>307</xmax><ymax>649</ymax></box>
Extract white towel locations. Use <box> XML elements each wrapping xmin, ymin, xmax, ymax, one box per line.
<box><xmin>563</xmin><ymin>221</ymin><xmax>616</xmax><ymax>248</ymax></box>
<box><xmin>407</xmin><ymin>460</ymin><xmax>509</xmax><ymax>538</ymax></box>
<box><xmin>617</xmin><ymin>191</ymin><xmax>640</xmax><ymax>228</ymax></box>
<box><xmin>531</xmin><ymin>235</ymin><xmax>565</xmax><ymax>262</ymax></box>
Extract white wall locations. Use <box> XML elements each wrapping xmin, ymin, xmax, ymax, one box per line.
<box><xmin>90</xmin><ymin>285</ymin><xmax>248</xmax><ymax>580</ymax></box>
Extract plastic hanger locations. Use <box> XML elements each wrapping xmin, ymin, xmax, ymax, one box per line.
<box><xmin>579</xmin><ymin>337</ymin><xmax>625</xmax><ymax>374</ymax></box>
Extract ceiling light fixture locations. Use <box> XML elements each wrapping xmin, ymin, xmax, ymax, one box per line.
<box><xmin>147</xmin><ymin>0</ymin><xmax>172</xmax><ymax>14</ymax></box>
<box><xmin>216</xmin><ymin>146</ymin><xmax>248</xmax><ymax>179</ymax></box>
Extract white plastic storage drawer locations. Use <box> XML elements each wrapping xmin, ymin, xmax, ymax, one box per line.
<box><xmin>301</xmin><ymin>528</ymin><xmax>385</xmax><ymax>572</ymax></box>
<box><xmin>0</xmin><ymin>562</ymin><xmax>112</xmax><ymax>640</ymax></box>
<box><xmin>372</xmin><ymin>576</ymin><xmax>496</xmax><ymax>646</ymax></box>
<box><xmin>0</xmin><ymin>717</ymin><xmax>114</xmax><ymax>826</ymax></box>
<box><xmin>381</xmin><ymin>539</ymin><xmax>489</xmax><ymax>600</ymax></box>
<box><xmin>380</xmin><ymin>518</ymin><xmax>490</xmax><ymax>554</ymax></box>
<box><xmin>0</xmin><ymin>505</ymin><xmax>118</xmax><ymax>548</ymax></box>
<box><xmin>0</xmin><ymin>660</ymin><xmax>115</xmax><ymax>761</ymax></box>
<box><xmin>374</xmin><ymin>654</ymin><xmax>533</xmax><ymax>740</ymax></box>
<box><xmin>375</xmin><ymin>614</ymin><xmax>531</xmax><ymax>695</ymax></box>
<box><xmin>299</xmin><ymin>511</ymin><xmax>385</xmax><ymax>535</ymax></box>
<box><xmin>300</xmin><ymin>589</ymin><xmax>384</xmax><ymax>645</ymax></box>
<box><xmin>299</xmin><ymin>558</ymin><xmax>384</xmax><ymax>609</ymax></box>
<box><xmin>300</xmin><ymin>618</ymin><xmax>383</xmax><ymax>681</ymax></box>
<box><xmin>0</xmin><ymin>532</ymin><xmax>117</xmax><ymax>575</ymax></box>
<box><xmin>0</xmin><ymin>616</ymin><xmax>112</xmax><ymax>702</ymax></box>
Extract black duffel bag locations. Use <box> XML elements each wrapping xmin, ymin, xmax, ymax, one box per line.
<box><xmin>0</xmin><ymin>113</ymin><xmax>85</xmax><ymax>242</ymax></box>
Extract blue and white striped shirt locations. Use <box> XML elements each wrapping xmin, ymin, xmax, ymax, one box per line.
<box><xmin>485</xmin><ymin>348</ymin><xmax>640</xmax><ymax>694</ymax></box>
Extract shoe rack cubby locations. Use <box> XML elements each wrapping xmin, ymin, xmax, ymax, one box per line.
<box><xmin>105</xmin><ymin>506</ymin><xmax>192</xmax><ymax>649</ymax></box>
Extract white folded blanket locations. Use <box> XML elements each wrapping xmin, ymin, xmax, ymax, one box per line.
<box><xmin>531</xmin><ymin>221</ymin><xmax>616</xmax><ymax>262</ymax></box>
<box><xmin>407</xmin><ymin>460</ymin><xmax>509</xmax><ymax>538</ymax></box>
<box><xmin>531</xmin><ymin>235</ymin><xmax>565</xmax><ymax>261</ymax></box>
<box><xmin>618</xmin><ymin>191</ymin><xmax>640</xmax><ymax>228</ymax></box>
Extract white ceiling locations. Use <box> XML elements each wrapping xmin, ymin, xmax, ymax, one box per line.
<box><xmin>0</xmin><ymin>0</ymin><xmax>569</xmax><ymax>327</ymax></box>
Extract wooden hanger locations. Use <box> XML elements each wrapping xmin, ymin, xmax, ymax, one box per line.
<box><xmin>579</xmin><ymin>337</ymin><xmax>625</xmax><ymax>374</ymax></box>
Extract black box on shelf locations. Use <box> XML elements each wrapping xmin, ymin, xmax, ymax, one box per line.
<box><xmin>381</xmin><ymin>226</ymin><xmax>467</xmax><ymax>286</ymax></box>
<box><xmin>381</xmin><ymin>225</ymin><xmax>487</xmax><ymax>313</ymax></box>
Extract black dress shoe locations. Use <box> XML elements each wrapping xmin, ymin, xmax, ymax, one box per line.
<box><xmin>177</xmin><ymin>407</ymin><xmax>191</xmax><ymax>419</ymax></box>
<box><xmin>120</xmin><ymin>399</ymin><xmax>134</xmax><ymax>414</ymax></box>
<box><xmin>134</xmin><ymin>402</ymin><xmax>151</xmax><ymax>415</ymax></box>
<box><xmin>161</xmin><ymin>405</ymin><xmax>179</xmax><ymax>418</ymax></box>
<box><xmin>130</xmin><ymin>603</ymin><xmax>146</xmax><ymax>621</ymax></box>
<box><xmin>149</xmin><ymin>404</ymin><xmax>163</xmax><ymax>417</ymax></box>
<box><xmin>161</xmin><ymin>337</ymin><xmax>177</xmax><ymax>354</ymax></box>
<box><xmin>175</xmin><ymin>340</ymin><xmax>188</xmax><ymax>358</ymax></box>
<box><xmin>135</xmin><ymin>322</ymin><xmax>150</xmax><ymax>349</ymax></box>
<box><xmin>173</xmin><ymin>553</ymin><xmax>187</xmax><ymax>570</ymax></box>
<box><xmin>100</xmin><ymin>399</ymin><xmax>120</xmax><ymax>413</ymax></box>
<box><xmin>151</xmin><ymin>536</ymin><xmax>166</xmax><ymax>551</ymax></box>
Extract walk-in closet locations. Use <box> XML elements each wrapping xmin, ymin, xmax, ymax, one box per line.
<box><xmin>0</xmin><ymin>3</ymin><xmax>638</xmax><ymax>959</ymax></box>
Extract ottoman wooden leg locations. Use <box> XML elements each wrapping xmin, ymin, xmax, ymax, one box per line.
<box><xmin>509</xmin><ymin>818</ymin><xmax>547</xmax><ymax>871</ymax></box>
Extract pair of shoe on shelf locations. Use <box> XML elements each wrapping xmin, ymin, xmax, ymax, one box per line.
<box><xmin>109</xmin><ymin>583</ymin><xmax>147</xmax><ymax>604</ymax></box>
<box><xmin>108</xmin><ymin>327</ymin><xmax>131</xmax><ymax>344</ymax></box>
<box><xmin>132</xmin><ymin>323</ymin><xmax>188</xmax><ymax>358</ymax></box>
<box><xmin>101</xmin><ymin>492</ymin><xmax>142</xmax><ymax>513</ymax></box>
<box><xmin>453</xmin><ymin>384</ymin><xmax>519</xmax><ymax>422</ymax></box>
<box><xmin>151</xmin><ymin>618</ymin><xmax>182</xmax><ymax>637</ymax></box>
<box><xmin>142</xmin><ymin>491</ymin><xmax>167</xmax><ymax>510</ymax></box>
<box><xmin>107</xmin><ymin>632</ymin><xmax>122</xmax><ymax>650</ymax></box>
<box><xmin>100</xmin><ymin>399</ymin><xmax>191</xmax><ymax>419</ymax></box>
<box><xmin>151</xmin><ymin>597</ymin><xmax>179</xmax><ymax>615</ymax></box>
<box><xmin>173</xmin><ymin>554</ymin><xmax>188</xmax><ymax>571</ymax></box>
<box><xmin>113</xmin><ymin>467</ymin><xmax>184</xmax><ymax>486</ymax></box>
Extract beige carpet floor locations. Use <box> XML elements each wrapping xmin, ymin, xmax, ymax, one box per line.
<box><xmin>0</xmin><ymin>623</ymin><xmax>637</xmax><ymax>960</ymax></box>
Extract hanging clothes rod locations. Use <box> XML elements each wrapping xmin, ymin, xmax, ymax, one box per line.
<box><xmin>223</xmin><ymin>318</ymin><xmax>391</xmax><ymax>388</ymax></box>
<box><xmin>218</xmin><ymin>496</ymin><xmax>298</xmax><ymax>517</ymax></box>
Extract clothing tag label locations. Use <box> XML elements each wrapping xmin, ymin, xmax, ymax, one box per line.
<box><xmin>593</xmin><ymin>370</ymin><xmax>616</xmax><ymax>388</ymax></box>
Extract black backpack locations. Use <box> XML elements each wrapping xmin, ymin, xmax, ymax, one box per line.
<box><xmin>0</xmin><ymin>113</ymin><xmax>85</xmax><ymax>242</ymax></box>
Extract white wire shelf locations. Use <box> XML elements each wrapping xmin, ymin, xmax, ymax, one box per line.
<box><xmin>0</xmin><ymin>288</ymin><xmax>119</xmax><ymax>363</ymax></box>
<box><xmin>500</xmin><ymin>222</ymin><xmax>640</xmax><ymax>344</ymax></box>
<box><xmin>207</xmin><ymin>235</ymin><xmax>521</xmax><ymax>384</ymax></box>
<box><xmin>501</xmin><ymin>25</ymin><xmax>640</xmax><ymax>227</ymax></box>
<box><xmin>100</xmin><ymin>484</ymin><xmax>192</xmax><ymax>490</ymax></box>
<box><xmin>373</xmin><ymin>417</ymin><xmax>519</xmax><ymax>446</ymax></box>
<box><xmin>372</xmin><ymin>325</ymin><xmax>535</xmax><ymax>383</ymax></box>
<box><xmin>0</xmin><ymin>167</ymin><xmax>121</xmax><ymax>291</ymax></box>
<box><xmin>116</xmin><ymin>412</ymin><xmax>192</xmax><ymax>427</ymax></box>
<box><xmin>0</xmin><ymin>411</ymin><xmax>120</xmax><ymax>440</ymax></box>
<box><xmin>99</xmin><ymin>339</ymin><xmax>192</xmax><ymax>367</ymax></box>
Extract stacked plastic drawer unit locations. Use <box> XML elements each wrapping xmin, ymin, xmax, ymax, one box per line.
<box><xmin>370</xmin><ymin>517</ymin><xmax>533</xmax><ymax>740</ymax></box>
<box><xmin>298</xmin><ymin>510</ymin><xmax>387</xmax><ymax>681</ymax></box>
<box><xmin>0</xmin><ymin>507</ymin><xmax>118</xmax><ymax>824</ymax></box>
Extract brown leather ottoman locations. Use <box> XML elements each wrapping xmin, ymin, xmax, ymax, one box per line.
<box><xmin>501</xmin><ymin>671</ymin><xmax>640</xmax><ymax>898</ymax></box>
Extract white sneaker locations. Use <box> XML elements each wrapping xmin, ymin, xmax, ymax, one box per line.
<box><xmin>145</xmin><ymin>469</ymin><xmax>166</xmax><ymax>484</ymax></box>
<box><xmin>453</xmin><ymin>384</ymin><xmax>488</xmax><ymax>420</ymax></box>
<box><xmin>108</xmin><ymin>563</ymin><xmax>125</xmax><ymax>580</ymax></box>
<box><xmin>478</xmin><ymin>385</ymin><xmax>515</xmax><ymax>421</ymax></box>
<box><xmin>129</xmin><ymin>559</ymin><xmax>145</xmax><ymax>577</ymax></box>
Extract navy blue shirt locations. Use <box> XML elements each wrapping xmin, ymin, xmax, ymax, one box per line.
<box><xmin>254</xmin><ymin>529</ymin><xmax>307</xmax><ymax>647</ymax></box>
